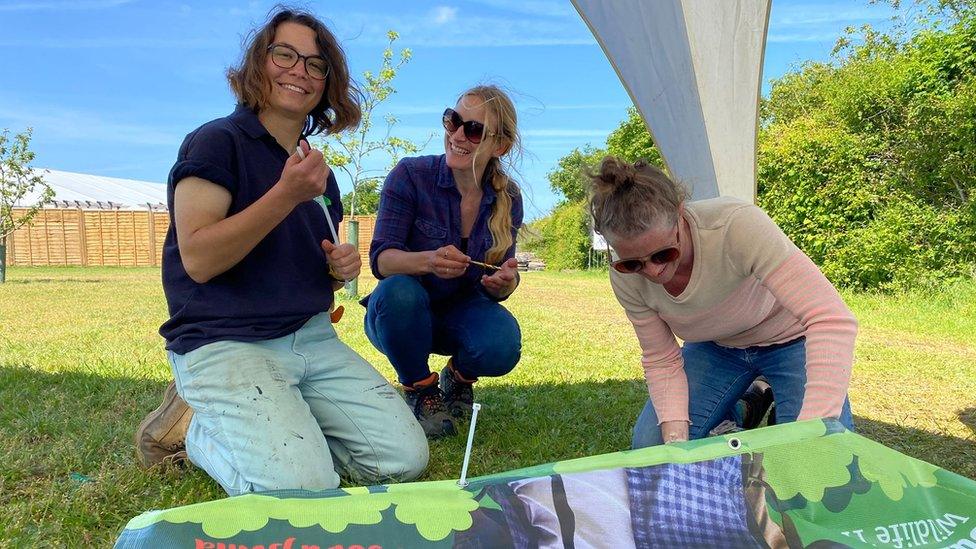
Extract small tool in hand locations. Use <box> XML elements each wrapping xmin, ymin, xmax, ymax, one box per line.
<box><xmin>298</xmin><ymin>144</ymin><xmax>347</xmax><ymax>283</ymax></box>
<box><xmin>468</xmin><ymin>259</ymin><xmax>500</xmax><ymax>271</ymax></box>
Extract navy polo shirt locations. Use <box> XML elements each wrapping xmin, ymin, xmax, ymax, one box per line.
<box><xmin>368</xmin><ymin>154</ymin><xmax>523</xmax><ymax>304</ymax></box>
<box><xmin>159</xmin><ymin>105</ymin><xmax>343</xmax><ymax>355</ymax></box>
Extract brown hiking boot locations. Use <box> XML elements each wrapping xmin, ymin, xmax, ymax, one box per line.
<box><xmin>440</xmin><ymin>359</ymin><xmax>475</xmax><ymax>421</ymax></box>
<box><xmin>135</xmin><ymin>381</ymin><xmax>192</xmax><ymax>468</ymax></box>
<box><xmin>403</xmin><ymin>373</ymin><xmax>457</xmax><ymax>439</ymax></box>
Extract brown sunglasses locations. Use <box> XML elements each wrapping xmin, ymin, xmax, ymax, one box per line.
<box><xmin>610</xmin><ymin>224</ymin><xmax>681</xmax><ymax>273</ymax></box>
<box><xmin>611</xmin><ymin>247</ymin><xmax>680</xmax><ymax>273</ymax></box>
<box><xmin>442</xmin><ymin>108</ymin><xmax>496</xmax><ymax>144</ymax></box>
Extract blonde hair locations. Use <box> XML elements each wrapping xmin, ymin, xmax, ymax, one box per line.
<box><xmin>588</xmin><ymin>156</ymin><xmax>688</xmax><ymax>240</ymax></box>
<box><xmin>462</xmin><ymin>85</ymin><xmax>522</xmax><ymax>264</ymax></box>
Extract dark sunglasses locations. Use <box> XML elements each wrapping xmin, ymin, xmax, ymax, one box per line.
<box><xmin>610</xmin><ymin>224</ymin><xmax>681</xmax><ymax>273</ymax></box>
<box><xmin>611</xmin><ymin>247</ymin><xmax>680</xmax><ymax>273</ymax></box>
<box><xmin>442</xmin><ymin>108</ymin><xmax>496</xmax><ymax>144</ymax></box>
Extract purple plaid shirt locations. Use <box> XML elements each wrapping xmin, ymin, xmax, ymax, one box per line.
<box><xmin>369</xmin><ymin>154</ymin><xmax>523</xmax><ymax>304</ymax></box>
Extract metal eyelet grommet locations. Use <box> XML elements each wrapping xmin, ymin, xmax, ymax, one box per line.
<box><xmin>728</xmin><ymin>437</ymin><xmax>742</xmax><ymax>450</ymax></box>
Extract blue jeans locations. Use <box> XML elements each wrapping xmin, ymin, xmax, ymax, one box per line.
<box><xmin>632</xmin><ymin>337</ymin><xmax>854</xmax><ymax>448</ymax></box>
<box><xmin>169</xmin><ymin>312</ymin><xmax>429</xmax><ymax>495</ymax></box>
<box><xmin>364</xmin><ymin>275</ymin><xmax>522</xmax><ymax>385</ymax></box>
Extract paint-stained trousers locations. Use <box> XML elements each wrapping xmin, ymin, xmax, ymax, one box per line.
<box><xmin>168</xmin><ymin>312</ymin><xmax>428</xmax><ymax>495</ymax></box>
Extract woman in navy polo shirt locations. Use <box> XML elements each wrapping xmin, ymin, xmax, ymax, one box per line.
<box><xmin>365</xmin><ymin>85</ymin><xmax>524</xmax><ymax>438</ymax></box>
<box><xmin>134</xmin><ymin>8</ymin><xmax>428</xmax><ymax>494</ymax></box>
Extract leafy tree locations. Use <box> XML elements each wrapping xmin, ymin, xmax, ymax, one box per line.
<box><xmin>546</xmin><ymin>145</ymin><xmax>605</xmax><ymax>204</ymax></box>
<box><xmin>317</xmin><ymin>31</ymin><xmax>429</xmax><ymax>216</ymax></box>
<box><xmin>0</xmin><ymin>128</ymin><xmax>53</xmax><ymax>283</ymax></box>
<box><xmin>342</xmin><ymin>178</ymin><xmax>380</xmax><ymax>215</ymax></box>
<box><xmin>759</xmin><ymin>3</ymin><xmax>976</xmax><ymax>289</ymax></box>
<box><xmin>604</xmin><ymin>107</ymin><xmax>664</xmax><ymax>167</ymax></box>
<box><xmin>524</xmin><ymin>200</ymin><xmax>589</xmax><ymax>270</ymax></box>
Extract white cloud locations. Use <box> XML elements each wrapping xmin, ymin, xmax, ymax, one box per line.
<box><xmin>467</xmin><ymin>0</ymin><xmax>576</xmax><ymax>19</ymax></box>
<box><xmin>529</xmin><ymin>102</ymin><xmax>631</xmax><ymax>112</ymax></box>
<box><xmin>0</xmin><ymin>0</ymin><xmax>132</xmax><ymax>10</ymax></box>
<box><xmin>0</xmin><ymin>103</ymin><xmax>183</xmax><ymax>147</ymax></box>
<box><xmin>0</xmin><ymin>36</ymin><xmax>222</xmax><ymax>49</ymax></box>
<box><xmin>431</xmin><ymin>6</ymin><xmax>459</xmax><ymax>25</ymax></box>
<box><xmin>333</xmin><ymin>9</ymin><xmax>593</xmax><ymax>48</ymax></box>
<box><xmin>767</xmin><ymin>32</ymin><xmax>849</xmax><ymax>43</ymax></box>
<box><xmin>772</xmin><ymin>6</ymin><xmax>891</xmax><ymax>27</ymax></box>
<box><xmin>523</xmin><ymin>129</ymin><xmax>612</xmax><ymax>138</ymax></box>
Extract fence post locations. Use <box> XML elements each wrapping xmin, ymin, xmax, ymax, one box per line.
<box><xmin>146</xmin><ymin>205</ymin><xmax>157</xmax><ymax>267</ymax></box>
<box><xmin>346</xmin><ymin>218</ymin><xmax>359</xmax><ymax>298</ymax></box>
<box><xmin>78</xmin><ymin>209</ymin><xmax>88</xmax><ymax>266</ymax></box>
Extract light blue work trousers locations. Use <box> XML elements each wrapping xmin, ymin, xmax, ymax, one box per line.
<box><xmin>169</xmin><ymin>312</ymin><xmax>428</xmax><ymax>495</ymax></box>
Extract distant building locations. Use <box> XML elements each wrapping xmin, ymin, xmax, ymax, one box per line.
<box><xmin>17</xmin><ymin>168</ymin><xmax>167</xmax><ymax>211</ymax></box>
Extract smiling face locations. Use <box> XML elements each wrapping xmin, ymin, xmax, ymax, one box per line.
<box><xmin>444</xmin><ymin>94</ymin><xmax>504</xmax><ymax>173</ymax></box>
<box><xmin>262</xmin><ymin>22</ymin><xmax>326</xmax><ymax>121</ymax></box>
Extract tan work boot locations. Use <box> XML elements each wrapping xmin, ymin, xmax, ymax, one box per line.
<box><xmin>135</xmin><ymin>380</ymin><xmax>192</xmax><ymax>468</ymax></box>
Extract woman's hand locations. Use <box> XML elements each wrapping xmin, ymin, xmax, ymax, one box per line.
<box><xmin>481</xmin><ymin>258</ymin><xmax>519</xmax><ymax>298</ymax></box>
<box><xmin>275</xmin><ymin>140</ymin><xmax>331</xmax><ymax>207</ymax></box>
<box><xmin>321</xmin><ymin>240</ymin><xmax>361</xmax><ymax>281</ymax></box>
<box><xmin>660</xmin><ymin>420</ymin><xmax>690</xmax><ymax>444</ymax></box>
<box><xmin>427</xmin><ymin>245</ymin><xmax>470</xmax><ymax>279</ymax></box>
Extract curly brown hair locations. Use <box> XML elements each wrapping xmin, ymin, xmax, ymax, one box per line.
<box><xmin>226</xmin><ymin>6</ymin><xmax>362</xmax><ymax>136</ymax></box>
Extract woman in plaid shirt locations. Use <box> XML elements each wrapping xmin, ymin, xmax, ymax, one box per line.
<box><xmin>364</xmin><ymin>85</ymin><xmax>525</xmax><ymax>438</ymax></box>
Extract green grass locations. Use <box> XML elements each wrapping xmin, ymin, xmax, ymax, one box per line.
<box><xmin>1</xmin><ymin>266</ymin><xmax>974</xmax><ymax>544</ymax></box>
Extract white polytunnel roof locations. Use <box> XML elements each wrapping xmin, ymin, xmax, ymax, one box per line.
<box><xmin>571</xmin><ymin>0</ymin><xmax>771</xmax><ymax>203</ymax></box>
<box><xmin>16</xmin><ymin>168</ymin><xmax>167</xmax><ymax>210</ymax></box>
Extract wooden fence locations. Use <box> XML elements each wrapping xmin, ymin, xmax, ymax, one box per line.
<box><xmin>4</xmin><ymin>208</ymin><xmax>377</xmax><ymax>267</ymax></box>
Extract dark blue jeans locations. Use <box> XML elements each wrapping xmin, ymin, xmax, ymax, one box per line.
<box><xmin>364</xmin><ymin>275</ymin><xmax>522</xmax><ymax>385</ymax></box>
<box><xmin>632</xmin><ymin>337</ymin><xmax>854</xmax><ymax>448</ymax></box>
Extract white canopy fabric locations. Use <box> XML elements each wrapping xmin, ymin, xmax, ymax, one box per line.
<box><xmin>571</xmin><ymin>0</ymin><xmax>771</xmax><ymax>203</ymax></box>
<box><xmin>15</xmin><ymin>168</ymin><xmax>167</xmax><ymax>210</ymax></box>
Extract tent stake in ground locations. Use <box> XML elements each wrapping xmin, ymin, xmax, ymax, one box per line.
<box><xmin>458</xmin><ymin>402</ymin><xmax>482</xmax><ymax>488</ymax></box>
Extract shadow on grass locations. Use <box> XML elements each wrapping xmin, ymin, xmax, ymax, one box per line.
<box><xmin>0</xmin><ymin>364</ymin><xmax>222</xmax><ymax>546</ymax></box>
<box><xmin>852</xmin><ymin>415</ymin><xmax>976</xmax><ymax>479</ymax></box>
<box><xmin>2</xmin><ymin>364</ymin><xmax>974</xmax><ymax>545</ymax></box>
<box><xmin>959</xmin><ymin>406</ymin><xmax>976</xmax><ymax>437</ymax></box>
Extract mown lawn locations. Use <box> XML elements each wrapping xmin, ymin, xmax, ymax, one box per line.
<box><xmin>1</xmin><ymin>267</ymin><xmax>974</xmax><ymax>545</ymax></box>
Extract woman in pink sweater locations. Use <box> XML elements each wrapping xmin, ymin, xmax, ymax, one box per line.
<box><xmin>588</xmin><ymin>157</ymin><xmax>856</xmax><ymax>446</ymax></box>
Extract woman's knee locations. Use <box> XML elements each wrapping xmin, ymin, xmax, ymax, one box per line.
<box><xmin>631</xmin><ymin>400</ymin><xmax>664</xmax><ymax>448</ymax></box>
<box><xmin>461</xmin><ymin>316</ymin><xmax>521</xmax><ymax>377</ymax></box>
<box><xmin>468</xmin><ymin>339</ymin><xmax>521</xmax><ymax>377</ymax></box>
<box><xmin>391</xmin><ymin>438</ymin><xmax>430</xmax><ymax>482</ymax></box>
<box><xmin>365</xmin><ymin>427</ymin><xmax>430</xmax><ymax>483</ymax></box>
<box><xmin>262</xmin><ymin>465</ymin><xmax>341</xmax><ymax>493</ymax></box>
<box><xmin>371</xmin><ymin>275</ymin><xmax>429</xmax><ymax>315</ymax></box>
<box><xmin>200</xmin><ymin>448</ymin><xmax>342</xmax><ymax>495</ymax></box>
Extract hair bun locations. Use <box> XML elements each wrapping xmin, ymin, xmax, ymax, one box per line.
<box><xmin>595</xmin><ymin>156</ymin><xmax>637</xmax><ymax>192</ymax></box>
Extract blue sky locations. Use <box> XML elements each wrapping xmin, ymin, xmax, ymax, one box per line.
<box><xmin>0</xmin><ymin>0</ymin><xmax>899</xmax><ymax>220</ymax></box>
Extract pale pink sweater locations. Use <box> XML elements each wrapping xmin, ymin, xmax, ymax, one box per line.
<box><xmin>610</xmin><ymin>197</ymin><xmax>857</xmax><ymax>425</ymax></box>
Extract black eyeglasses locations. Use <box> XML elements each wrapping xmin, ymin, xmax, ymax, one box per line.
<box><xmin>442</xmin><ymin>108</ymin><xmax>496</xmax><ymax>144</ymax></box>
<box><xmin>267</xmin><ymin>43</ymin><xmax>330</xmax><ymax>81</ymax></box>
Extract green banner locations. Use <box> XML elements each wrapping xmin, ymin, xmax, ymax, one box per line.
<box><xmin>115</xmin><ymin>420</ymin><xmax>976</xmax><ymax>548</ymax></box>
